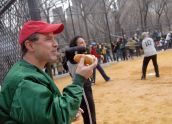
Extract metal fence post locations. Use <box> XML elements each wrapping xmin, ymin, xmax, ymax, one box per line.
<box><xmin>27</xmin><ymin>0</ymin><xmax>41</xmax><ymax>20</ymax></box>
<box><xmin>102</xmin><ymin>0</ymin><xmax>114</xmax><ymax>58</ymax></box>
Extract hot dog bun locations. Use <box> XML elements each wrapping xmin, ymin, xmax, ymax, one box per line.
<box><xmin>74</xmin><ymin>54</ymin><xmax>95</xmax><ymax>65</ymax></box>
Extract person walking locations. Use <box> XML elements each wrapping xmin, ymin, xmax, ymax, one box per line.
<box><xmin>90</xmin><ymin>44</ymin><xmax>111</xmax><ymax>84</ymax></box>
<box><xmin>0</xmin><ymin>20</ymin><xmax>97</xmax><ymax>124</ymax></box>
<box><xmin>141</xmin><ymin>32</ymin><xmax>160</xmax><ymax>80</ymax></box>
<box><xmin>65</xmin><ymin>36</ymin><xmax>97</xmax><ymax>124</ymax></box>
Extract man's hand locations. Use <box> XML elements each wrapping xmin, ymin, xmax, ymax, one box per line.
<box><xmin>73</xmin><ymin>108</ymin><xmax>84</xmax><ymax>122</ymax></box>
<box><xmin>76</xmin><ymin>56</ymin><xmax>97</xmax><ymax>79</ymax></box>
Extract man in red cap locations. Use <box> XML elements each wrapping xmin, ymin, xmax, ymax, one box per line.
<box><xmin>0</xmin><ymin>20</ymin><xmax>97</xmax><ymax>124</ymax></box>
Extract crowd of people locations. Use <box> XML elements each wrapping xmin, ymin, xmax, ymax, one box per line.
<box><xmin>51</xmin><ymin>31</ymin><xmax>172</xmax><ymax>77</ymax></box>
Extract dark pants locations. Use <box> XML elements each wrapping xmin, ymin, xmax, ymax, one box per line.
<box><xmin>142</xmin><ymin>54</ymin><xmax>159</xmax><ymax>78</ymax></box>
<box><xmin>121</xmin><ymin>48</ymin><xmax>128</xmax><ymax>60</ymax></box>
<box><xmin>80</xmin><ymin>80</ymin><xmax>96</xmax><ymax>124</ymax></box>
<box><xmin>92</xmin><ymin>63</ymin><xmax>110</xmax><ymax>83</ymax></box>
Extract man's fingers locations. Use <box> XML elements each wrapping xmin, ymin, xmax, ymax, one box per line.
<box><xmin>79</xmin><ymin>108</ymin><xmax>84</xmax><ymax>113</ymax></box>
<box><xmin>88</xmin><ymin>57</ymin><xmax>98</xmax><ymax>69</ymax></box>
<box><xmin>75</xmin><ymin>108</ymin><xmax>84</xmax><ymax>119</ymax></box>
<box><xmin>78</xmin><ymin>56</ymin><xmax>85</xmax><ymax>66</ymax></box>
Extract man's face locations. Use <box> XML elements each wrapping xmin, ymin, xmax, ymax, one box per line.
<box><xmin>32</xmin><ymin>33</ymin><xmax>58</xmax><ymax>63</ymax></box>
<box><xmin>77</xmin><ymin>38</ymin><xmax>86</xmax><ymax>47</ymax></box>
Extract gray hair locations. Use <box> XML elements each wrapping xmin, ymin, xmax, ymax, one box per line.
<box><xmin>141</xmin><ymin>32</ymin><xmax>149</xmax><ymax>38</ymax></box>
<box><xmin>21</xmin><ymin>33</ymin><xmax>39</xmax><ymax>57</ymax></box>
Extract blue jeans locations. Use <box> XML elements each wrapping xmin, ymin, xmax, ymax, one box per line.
<box><xmin>116</xmin><ymin>49</ymin><xmax>122</xmax><ymax>61</ymax></box>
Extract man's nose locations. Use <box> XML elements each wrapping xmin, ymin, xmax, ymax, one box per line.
<box><xmin>53</xmin><ymin>39</ymin><xmax>58</xmax><ymax>47</ymax></box>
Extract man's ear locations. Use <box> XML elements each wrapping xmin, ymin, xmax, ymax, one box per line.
<box><xmin>24</xmin><ymin>40</ymin><xmax>34</xmax><ymax>52</ymax></box>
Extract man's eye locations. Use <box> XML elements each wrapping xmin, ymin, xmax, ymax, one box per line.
<box><xmin>46</xmin><ymin>38</ymin><xmax>51</xmax><ymax>40</ymax></box>
<box><xmin>45</xmin><ymin>38</ymin><xmax>53</xmax><ymax>41</ymax></box>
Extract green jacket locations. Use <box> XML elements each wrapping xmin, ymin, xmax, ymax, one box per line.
<box><xmin>0</xmin><ymin>60</ymin><xmax>84</xmax><ymax>124</ymax></box>
<box><xmin>126</xmin><ymin>40</ymin><xmax>137</xmax><ymax>50</ymax></box>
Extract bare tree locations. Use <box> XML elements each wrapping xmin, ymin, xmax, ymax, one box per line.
<box><xmin>151</xmin><ymin>0</ymin><xmax>166</xmax><ymax>33</ymax></box>
<box><xmin>164</xmin><ymin>0</ymin><xmax>171</xmax><ymax>31</ymax></box>
<box><xmin>136</xmin><ymin>0</ymin><xmax>153</xmax><ymax>31</ymax></box>
<box><xmin>72</xmin><ymin>0</ymin><xmax>103</xmax><ymax>42</ymax></box>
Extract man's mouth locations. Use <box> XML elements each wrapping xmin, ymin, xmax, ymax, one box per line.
<box><xmin>52</xmin><ymin>50</ymin><xmax>58</xmax><ymax>54</ymax></box>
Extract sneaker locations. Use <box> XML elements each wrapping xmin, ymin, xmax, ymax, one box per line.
<box><xmin>156</xmin><ymin>74</ymin><xmax>160</xmax><ymax>77</ymax></box>
<box><xmin>106</xmin><ymin>78</ymin><xmax>113</xmax><ymax>82</ymax></box>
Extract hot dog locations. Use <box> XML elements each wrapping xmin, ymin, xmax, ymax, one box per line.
<box><xmin>74</xmin><ymin>54</ymin><xmax>95</xmax><ymax>65</ymax></box>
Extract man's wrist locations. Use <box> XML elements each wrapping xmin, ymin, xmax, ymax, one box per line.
<box><xmin>73</xmin><ymin>74</ymin><xmax>85</xmax><ymax>87</ymax></box>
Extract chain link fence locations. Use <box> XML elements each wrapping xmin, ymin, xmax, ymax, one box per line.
<box><xmin>0</xmin><ymin>0</ymin><xmax>30</xmax><ymax>85</ymax></box>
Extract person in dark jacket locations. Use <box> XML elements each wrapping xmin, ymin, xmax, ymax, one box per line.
<box><xmin>65</xmin><ymin>36</ymin><xmax>97</xmax><ymax>124</ymax></box>
<box><xmin>0</xmin><ymin>20</ymin><xmax>97</xmax><ymax>124</ymax></box>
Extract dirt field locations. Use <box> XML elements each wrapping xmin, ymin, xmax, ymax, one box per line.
<box><xmin>55</xmin><ymin>50</ymin><xmax>172</xmax><ymax>124</ymax></box>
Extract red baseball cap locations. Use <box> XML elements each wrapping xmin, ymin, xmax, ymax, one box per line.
<box><xmin>19</xmin><ymin>20</ymin><xmax>64</xmax><ymax>45</ymax></box>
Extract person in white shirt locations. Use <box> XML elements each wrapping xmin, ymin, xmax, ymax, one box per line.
<box><xmin>141</xmin><ymin>32</ymin><xmax>160</xmax><ymax>80</ymax></box>
<box><xmin>165</xmin><ymin>32</ymin><xmax>172</xmax><ymax>48</ymax></box>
